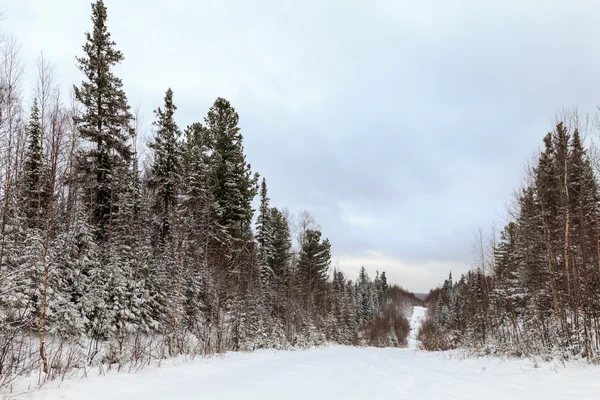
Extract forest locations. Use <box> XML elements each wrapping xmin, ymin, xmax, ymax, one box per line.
<box><xmin>420</xmin><ymin>120</ymin><xmax>600</xmax><ymax>362</ymax></box>
<box><xmin>0</xmin><ymin>0</ymin><xmax>421</xmax><ymax>389</ymax></box>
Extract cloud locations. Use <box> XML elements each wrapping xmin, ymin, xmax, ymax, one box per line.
<box><xmin>335</xmin><ymin>251</ymin><xmax>469</xmax><ymax>293</ymax></box>
<box><xmin>4</xmin><ymin>0</ymin><xmax>600</xmax><ymax>291</ymax></box>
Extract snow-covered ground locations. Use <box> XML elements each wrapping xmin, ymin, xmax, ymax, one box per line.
<box><xmin>11</xmin><ymin>306</ymin><xmax>600</xmax><ymax>400</ymax></box>
<box><xmin>407</xmin><ymin>305</ymin><xmax>426</xmax><ymax>349</ymax></box>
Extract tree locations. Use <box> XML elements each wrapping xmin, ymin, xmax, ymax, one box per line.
<box><xmin>357</xmin><ymin>267</ymin><xmax>372</xmax><ymax>324</ymax></box>
<box><xmin>204</xmin><ymin>96</ymin><xmax>259</xmax><ymax>305</ymax></box>
<box><xmin>22</xmin><ymin>100</ymin><xmax>46</xmax><ymax>227</ymax></box>
<box><xmin>74</xmin><ymin>0</ymin><xmax>133</xmax><ymax>241</ymax></box>
<box><xmin>492</xmin><ymin>222</ymin><xmax>520</xmax><ymax>339</ymax></box>
<box><xmin>298</xmin><ymin>229</ymin><xmax>331</xmax><ymax>309</ymax></box>
<box><xmin>256</xmin><ymin>178</ymin><xmax>274</xmax><ymax>285</ymax></box>
<box><xmin>180</xmin><ymin>122</ymin><xmax>213</xmax><ymax>232</ymax></box>
<box><xmin>206</xmin><ymin>98</ymin><xmax>258</xmax><ymax>236</ymax></box>
<box><xmin>270</xmin><ymin>207</ymin><xmax>291</xmax><ymax>280</ymax></box>
<box><xmin>0</xmin><ymin>3</ymin><xmax>431</xmax><ymax>385</ymax></box>
<box><xmin>149</xmin><ymin>88</ymin><xmax>181</xmax><ymax>243</ymax></box>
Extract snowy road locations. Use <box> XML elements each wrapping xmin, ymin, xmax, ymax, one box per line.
<box><xmin>20</xmin><ymin>307</ymin><xmax>600</xmax><ymax>400</ymax></box>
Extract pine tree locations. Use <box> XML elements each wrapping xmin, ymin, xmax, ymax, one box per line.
<box><xmin>74</xmin><ymin>0</ymin><xmax>133</xmax><ymax>242</ymax></box>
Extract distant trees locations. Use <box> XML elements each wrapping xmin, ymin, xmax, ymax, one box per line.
<box><xmin>0</xmin><ymin>0</ymin><xmax>419</xmax><ymax>388</ymax></box>
<box><xmin>423</xmin><ymin>121</ymin><xmax>600</xmax><ymax>360</ymax></box>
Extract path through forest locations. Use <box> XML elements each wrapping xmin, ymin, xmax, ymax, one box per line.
<box><xmin>20</xmin><ymin>306</ymin><xmax>600</xmax><ymax>400</ymax></box>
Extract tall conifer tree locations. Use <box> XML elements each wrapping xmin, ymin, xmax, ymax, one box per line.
<box><xmin>23</xmin><ymin>100</ymin><xmax>45</xmax><ymax>227</ymax></box>
<box><xmin>74</xmin><ymin>0</ymin><xmax>133</xmax><ymax>241</ymax></box>
<box><xmin>149</xmin><ymin>88</ymin><xmax>181</xmax><ymax>243</ymax></box>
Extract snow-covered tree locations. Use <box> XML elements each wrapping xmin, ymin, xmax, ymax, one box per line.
<box><xmin>149</xmin><ymin>88</ymin><xmax>181</xmax><ymax>243</ymax></box>
<box><xmin>74</xmin><ymin>0</ymin><xmax>133</xmax><ymax>242</ymax></box>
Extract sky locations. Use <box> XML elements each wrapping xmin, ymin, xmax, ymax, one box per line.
<box><xmin>3</xmin><ymin>0</ymin><xmax>600</xmax><ymax>292</ymax></box>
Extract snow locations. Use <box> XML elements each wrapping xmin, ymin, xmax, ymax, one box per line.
<box><xmin>13</xmin><ymin>306</ymin><xmax>600</xmax><ymax>400</ymax></box>
<box><xmin>408</xmin><ymin>305</ymin><xmax>426</xmax><ymax>349</ymax></box>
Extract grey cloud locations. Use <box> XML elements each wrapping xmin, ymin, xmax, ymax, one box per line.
<box><xmin>5</xmin><ymin>0</ymin><xmax>600</xmax><ymax>292</ymax></box>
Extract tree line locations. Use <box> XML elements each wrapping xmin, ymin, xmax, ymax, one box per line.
<box><xmin>421</xmin><ymin>119</ymin><xmax>600</xmax><ymax>362</ymax></box>
<box><xmin>0</xmin><ymin>0</ymin><xmax>419</xmax><ymax>388</ymax></box>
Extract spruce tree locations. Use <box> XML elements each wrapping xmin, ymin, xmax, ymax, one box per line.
<box><xmin>256</xmin><ymin>178</ymin><xmax>274</xmax><ymax>284</ymax></box>
<box><xmin>205</xmin><ymin>97</ymin><xmax>259</xmax><ymax>293</ymax></box>
<box><xmin>149</xmin><ymin>88</ymin><xmax>182</xmax><ymax>243</ymax></box>
<box><xmin>178</xmin><ymin>122</ymin><xmax>214</xmax><ymax>334</ymax></box>
<box><xmin>74</xmin><ymin>0</ymin><xmax>133</xmax><ymax>241</ymax></box>
<box><xmin>380</xmin><ymin>271</ymin><xmax>388</xmax><ymax>292</ymax></box>
<box><xmin>357</xmin><ymin>267</ymin><xmax>373</xmax><ymax>324</ymax></box>
<box><xmin>492</xmin><ymin>222</ymin><xmax>519</xmax><ymax>332</ymax></box>
<box><xmin>534</xmin><ymin>133</ymin><xmax>561</xmax><ymax>327</ymax></box>
<box><xmin>298</xmin><ymin>229</ymin><xmax>331</xmax><ymax>308</ymax></box>
<box><xmin>206</xmin><ymin>98</ymin><xmax>259</xmax><ymax>236</ymax></box>
<box><xmin>23</xmin><ymin>100</ymin><xmax>45</xmax><ymax>227</ymax></box>
<box><xmin>567</xmin><ymin>129</ymin><xmax>599</xmax><ymax>355</ymax></box>
<box><xmin>180</xmin><ymin>122</ymin><xmax>213</xmax><ymax>231</ymax></box>
<box><xmin>270</xmin><ymin>207</ymin><xmax>292</xmax><ymax>280</ymax></box>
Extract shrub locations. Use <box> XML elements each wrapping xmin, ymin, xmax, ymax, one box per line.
<box><xmin>367</xmin><ymin>309</ymin><xmax>410</xmax><ymax>347</ymax></box>
<box><xmin>417</xmin><ymin>320</ymin><xmax>452</xmax><ymax>351</ymax></box>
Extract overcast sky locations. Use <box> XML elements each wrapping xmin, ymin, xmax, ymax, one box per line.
<box><xmin>3</xmin><ymin>0</ymin><xmax>600</xmax><ymax>292</ymax></box>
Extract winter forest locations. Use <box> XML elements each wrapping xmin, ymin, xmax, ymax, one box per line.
<box><xmin>4</xmin><ymin>0</ymin><xmax>600</xmax><ymax>396</ymax></box>
<box><xmin>421</xmin><ymin>122</ymin><xmax>600</xmax><ymax>361</ymax></box>
<box><xmin>0</xmin><ymin>0</ymin><xmax>424</xmax><ymax>388</ymax></box>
